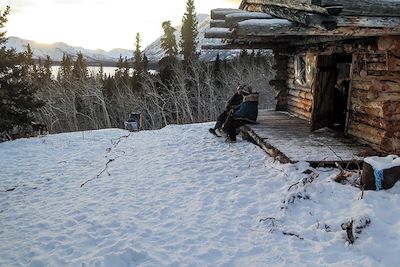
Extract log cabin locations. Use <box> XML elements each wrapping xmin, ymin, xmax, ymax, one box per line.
<box><xmin>204</xmin><ymin>0</ymin><xmax>400</xmax><ymax>154</ymax></box>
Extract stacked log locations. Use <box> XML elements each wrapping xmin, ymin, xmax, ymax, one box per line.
<box><xmin>285</xmin><ymin>56</ymin><xmax>313</xmax><ymax>121</ymax></box>
<box><xmin>361</xmin><ymin>155</ymin><xmax>400</xmax><ymax>190</ymax></box>
<box><xmin>272</xmin><ymin>52</ymin><xmax>290</xmax><ymax>111</ymax></box>
<box><xmin>347</xmin><ymin>41</ymin><xmax>400</xmax><ymax>153</ymax></box>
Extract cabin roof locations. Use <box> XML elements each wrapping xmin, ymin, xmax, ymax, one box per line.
<box><xmin>204</xmin><ymin>0</ymin><xmax>400</xmax><ymax>49</ymax></box>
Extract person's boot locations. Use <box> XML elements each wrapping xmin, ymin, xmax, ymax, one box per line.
<box><xmin>209</xmin><ymin>128</ymin><xmax>217</xmax><ymax>136</ymax></box>
<box><xmin>226</xmin><ymin>133</ymin><xmax>236</xmax><ymax>143</ymax></box>
<box><xmin>215</xmin><ymin>128</ymin><xmax>226</xmax><ymax>138</ymax></box>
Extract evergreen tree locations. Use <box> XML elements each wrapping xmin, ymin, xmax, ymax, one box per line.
<box><xmin>97</xmin><ymin>63</ymin><xmax>104</xmax><ymax>81</ymax></box>
<box><xmin>0</xmin><ymin>6</ymin><xmax>9</xmax><ymax>44</ymax></box>
<box><xmin>35</xmin><ymin>57</ymin><xmax>45</xmax><ymax>80</ymax></box>
<box><xmin>161</xmin><ymin>20</ymin><xmax>177</xmax><ymax>58</ymax></box>
<box><xmin>142</xmin><ymin>53</ymin><xmax>148</xmax><ymax>72</ymax></box>
<box><xmin>133</xmin><ymin>32</ymin><xmax>142</xmax><ymax>74</ymax></box>
<box><xmin>115</xmin><ymin>55</ymin><xmax>125</xmax><ymax>79</ymax></box>
<box><xmin>180</xmin><ymin>0</ymin><xmax>198</xmax><ymax>61</ymax></box>
<box><xmin>59</xmin><ymin>53</ymin><xmax>72</xmax><ymax>80</ymax></box>
<box><xmin>123</xmin><ymin>57</ymin><xmax>129</xmax><ymax>78</ymax></box>
<box><xmin>21</xmin><ymin>44</ymin><xmax>35</xmax><ymax>79</ymax></box>
<box><xmin>213</xmin><ymin>53</ymin><xmax>221</xmax><ymax>75</ymax></box>
<box><xmin>43</xmin><ymin>55</ymin><xmax>52</xmax><ymax>81</ymax></box>
<box><xmin>0</xmin><ymin>6</ymin><xmax>43</xmax><ymax>132</ymax></box>
<box><xmin>72</xmin><ymin>52</ymin><xmax>88</xmax><ymax>79</ymax></box>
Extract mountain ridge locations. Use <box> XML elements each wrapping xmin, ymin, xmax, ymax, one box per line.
<box><xmin>4</xmin><ymin>14</ymin><xmax>239</xmax><ymax>64</ymax></box>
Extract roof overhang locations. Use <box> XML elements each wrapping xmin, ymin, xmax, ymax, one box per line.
<box><xmin>204</xmin><ymin>0</ymin><xmax>400</xmax><ymax>50</ymax></box>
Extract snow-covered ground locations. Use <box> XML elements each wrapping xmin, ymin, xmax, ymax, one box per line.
<box><xmin>0</xmin><ymin>123</ymin><xmax>399</xmax><ymax>266</ymax></box>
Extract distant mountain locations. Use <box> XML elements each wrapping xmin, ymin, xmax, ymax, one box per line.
<box><xmin>5</xmin><ymin>14</ymin><xmax>239</xmax><ymax>66</ymax></box>
<box><xmin>4</xmin><ymin>37</ymin><xmax>133</xmax><ymax>64</ymax></box>
<box><xmin>143</xmin><ymin>14</ymin><xmax>241</xmax><ymax>63</ymax></box>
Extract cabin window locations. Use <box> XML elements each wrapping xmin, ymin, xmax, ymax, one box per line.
<box><xmin>294</xmin><ymin>55</ymin><xmax>315</xmax><ymax>87</ymax></box>
<box><xmin>295</xmin><ymin>56</ymin><xmax>307</xmax><ymax>86</ymax></box>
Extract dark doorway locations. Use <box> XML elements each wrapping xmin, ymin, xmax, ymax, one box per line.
<box><xmin>311</xmin><ymin>54</ymin><xmax>351</xmax><ymax>132</ymax></box>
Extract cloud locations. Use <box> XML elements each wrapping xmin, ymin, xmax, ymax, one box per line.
<box><xmin>5</xmin><ymin>0</ymin><xmax>36</xmax><ymax>11</ymax></box>
<box><xmin>223</xmin><ymin>0</ymin><xmax>242</xmax><ymax>4</ymax></box>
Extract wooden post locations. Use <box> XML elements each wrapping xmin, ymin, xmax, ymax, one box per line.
<box><xmin>361</xmin><ymin>162</ymin><xmax>400</xmax><ymax>190</ymax></box>
<box><xmin>272</xmin><ymin>51</ymin><xmax>289</xmax><ymax>111</ymax></box>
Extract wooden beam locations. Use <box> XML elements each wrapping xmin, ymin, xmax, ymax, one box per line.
<box><xmin>231</xmin><ymin>35</ymin><xmax>357</xmax><ymax>48</ymax></box>
<box><xmin>211</xmin><ymin>8</ymin><xmax>247</xmax><ymax>20</ymax></box>
<box><xmin>337</xmin><ymin>16</ymin><xmax>400</xmax><ymax>28</ymax></box>
<box><xmin>204</xmin><ymin>28</ymin><xmax>233</xmax><ymax>39</ymax></box>
<box><xmin>313</xmin><ymin>0</ymin><xmax>400</xmax><ymax>17</ymax></box>
<box><xmin>262</xmin><ymin>4</ymin><xmax>337</xmax><ymax>30</ymax></box>
<box><xmin>245</xmin><ymin>0</ymin><xmax>333</xmax><ymax>14</ymax></box>
<box><xmin>235</xmin><ymin>19</ymin><xmax>400</xmax><ymax>37</ymax></box>
<box><xmin>239</xmin><ymin>0</ymin><xmax>247</xmax><ymax>10</ymax></box>
<box><xmin>378</xmin><ymin>36</ymin><xmax>400</xmax><ymax>56</ymax></box>
<box><xmin>225</xmin><ymin>12</ymin><xmax>274</xmax><ymax>27</ymax></box>
<box><xmin>201</xmin><ymin>43</ymin><xmax>284</xmax><ymax>50</ymax></box>
<box><xmin>311</xmin><ymin>0</ymin><xmax>341</xmax><ymax>6</ymax></box>
<box><xmin>210</xmin><ymin>20</ymin><xmax>227</xmax><ymax>28</ymax></box>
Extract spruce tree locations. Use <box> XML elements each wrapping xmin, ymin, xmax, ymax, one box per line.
<box><xmin>0</xmin><ymin>6</ymin><xmax>9</xmax><ymax>44</ymax></box>
<box><xmin>123</xmin><ymin>57</ymin><xmax>129</xmax><ymax>78</ymax></box>
<box><xmin>43</xmin><ymin>55</ymin><xmax>52</xmax><ymax>81</ymax></box>
<box><xmin>21</xmin><ymin>44</ymin><xmax>35</xmax><ymax>79</ymax></box>
<box><xmin>133</xmin><ymin>32</ymin><xmax>142</xmax><ymax>74</ymax></box>
<box><xmin>142</xmin><ymin>53</ymin><xmax>148</xmax><ymax>72</ymax></box>
<box><xmin>0</xmin><ymin>6</ymin><xmax>43</xmax><ymax>132</ymax></box>
<box><xmin>59</xmin><ymin>53</ymin><xmax>72</xmax><ymax>80</ymax></box>
<box><xmin>72</xmin><ymin>52</ymin><xmax>88</xmax><ymax>79</ymax></box>
<box><xmin>161</xmin><ymin>21</ymin><xmax>177</xmax><ymax>58</ymax></box>
<box><xmin>180</xmin><ymin>0</ymin><xmax>198</xmax><ymax>61</ymax></box>
<box><xmin>115</xmin><ymin>55</ymin><xmax>124</xmax><ymax>79</ymax></box>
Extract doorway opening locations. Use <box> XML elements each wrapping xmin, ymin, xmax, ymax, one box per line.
<box><xmin>311</xmin><ymin>53</ymin><xmax>352</xmax><ymax>132</ymax></box>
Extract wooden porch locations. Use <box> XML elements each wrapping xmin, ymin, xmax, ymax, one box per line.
<box><xmin>241</xmin><ymin>110</ymin><xmax>376</xmax><ymax>166</ymax></box>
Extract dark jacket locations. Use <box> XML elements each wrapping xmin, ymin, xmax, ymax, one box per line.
<box><xmin>225</xmin><ymin>92</ymin><xmax>243</xmax><ymax>111</ymax></box>
<box><xmin>233</xmin><ymin>93</ymin><xmax>259</xmax><ymax>122</ymax></box>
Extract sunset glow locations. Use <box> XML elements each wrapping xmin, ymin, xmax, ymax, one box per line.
<box><xmin>4</xmin><ymin>0</ymin><xmax>241</xmax><ymax>51</ymax></box>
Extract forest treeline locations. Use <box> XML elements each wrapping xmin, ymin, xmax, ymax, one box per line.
<box><xmin>0</xmin><ymin>1</ymin><xmax>275</xmax><ymax>138</ymax></box>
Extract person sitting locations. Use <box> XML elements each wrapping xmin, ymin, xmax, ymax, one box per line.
<box><xmin>209</xmin><ymin>84</ymin><xmax>249</xmax><ymax>137</ymax></box>
<box><xmin>221</xmin><ymin>88</ymin><xmax>259</xmax><ymax>142</ymax></box>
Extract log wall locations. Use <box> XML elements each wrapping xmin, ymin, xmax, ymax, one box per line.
<box><xmin>286</xmin><ymin>56</ymin><xmax>314</xmax><ymax>122</ymax></box>
<box><xmin>347</xmin><ymin>38</ymin><xmax>400</xmax><ymax>153</ymax></box>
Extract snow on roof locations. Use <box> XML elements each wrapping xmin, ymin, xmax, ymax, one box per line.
<box><xmin>364</xmin><ymin>155</ymin><xmax>400</xmax><ymax>170</ymax></box>
<box><xmin>205</xmin><ymin>28</ymin><xmax>232</xmax><ymax>34</ymax></box>
<box><xmin>238</xmin><ymin>18</ymin><xmax>292</xmax><ymax>27</ymax></box>
<box><xmin>225</xmin><ymin>12</ymin><xmax>274</xmax><ymax>19</ymax></box>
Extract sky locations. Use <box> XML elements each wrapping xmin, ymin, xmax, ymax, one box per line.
<box><xmin>4</xmin><ymin>0</ymin><xmax>241</xmax><ymax>51</ymax></box>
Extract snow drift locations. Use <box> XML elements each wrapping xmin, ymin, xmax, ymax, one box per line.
<box><xmin>0</xmin><ymin>123</ymin><xmax>399</xmax><ymax>266</ymax></box>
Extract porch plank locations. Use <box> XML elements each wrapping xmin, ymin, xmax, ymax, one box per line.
<box><xmin>242</xmin><ymin>110</ymin><xmax>376</xmax><ymax>165</ymax></box>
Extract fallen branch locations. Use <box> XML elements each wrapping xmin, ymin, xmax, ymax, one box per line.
<box><xmin>334</xmin><ymin>170</ymin><xmax>353</xmax><ymax>183</ymax></box>
<box><xmin>355</xmin><ymin>217</ymin><xmax>371</xmax><ymax>234</ymax></box>
<box><xmin>80</xmin><ymin>158</ymin><xmax>115</xmax><ymax>188</ymax></box>
<box><xmin>3</xmin><ymin>187</ymin><xmax>16</xmax><ymax>192</ymax></box>
<box><xmin>282</xmin><ymin>231</ymin><xmax>304</xmax><ymax>240</ymax></box>
<box><xmin>111</xmin><ymin>134</ymin><xmax>130</xmax><ymax>148</ymax></box>
<box><xmin>288</xmin><ymin>172</ymin><xmax>319</xmax><ymax>191</ymax></box>
<box><xmin>259</xmin><ymin>217</ymin><xmax>276</xmax><ymax>223</ymax></box>
<box><xmin>341</xmin><ymin>220</ymin><xmax>355</xmax><ymax>244</ymax></box>
<box><xmin>360</xmin><ymin>185</ymin><xmax>365</xmax><ymax>200</ymax></box>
